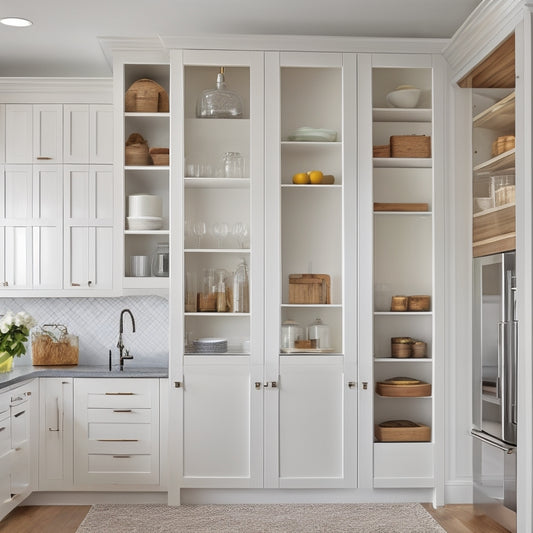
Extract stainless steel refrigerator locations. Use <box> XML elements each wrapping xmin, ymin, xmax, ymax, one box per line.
<box><xmin>472</xmin><ymin>251</ymin><xmax>517</xmax><ymax>532</ymax></box>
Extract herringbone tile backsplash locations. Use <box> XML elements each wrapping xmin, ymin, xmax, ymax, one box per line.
<box><xmin>0</xmin><ymin>296</ymin><xmax>168</xmax><ymax>368</ymax></box>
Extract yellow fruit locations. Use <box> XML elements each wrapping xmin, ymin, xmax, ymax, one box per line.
<box><xmin>292</xmin><ymin>172</ymin><xmax>310</xmax><ymax>184</ymax></box>
<box><xmin>308</xmin><ymin>170</ymin><xmax>323</xmax><ymax>184</ymax></box>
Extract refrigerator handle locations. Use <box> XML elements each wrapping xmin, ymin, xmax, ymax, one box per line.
<box><xmin>471</xmin><ymin>428</ymin><xmax>515</xmax><ymax>454</ymax></box>
<box><xmin>497</xmin><ymin>322</ymin><xmax>504</xmax><ymax>399</ymax></box>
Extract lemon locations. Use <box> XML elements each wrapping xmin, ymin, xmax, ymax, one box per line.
<box><xmin>292</xmin><ymin>172</ymin><xmax>310</xmax><ymax>184</ymax></box>
<box><xmin>307</xmin><ymin>170</ymin><xmax>323</xmax><ymax>184</ymax></box>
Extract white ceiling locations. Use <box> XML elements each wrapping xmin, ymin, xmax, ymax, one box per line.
<box><xmin>0</xmin><ymin>0</ymin><xmax>482</xmax><ymax>77</ymax></box>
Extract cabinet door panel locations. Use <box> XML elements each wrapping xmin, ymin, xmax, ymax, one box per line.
<box><xmin>4</xmin><ymin>226</ymin><xmax>31</xmax><ymax>289</ymax></box>
<box><xmin>92</xmin><ymin>166</ymin><xmax>113</xmax><ymax>221</ymax></box>
<box><xmin>90</xmin><ymin>106</ymin><xmax>113</xmax><ymax>164</ymax></box>
<box><xmin>33</xmin><ymin>166</ymin><xmax>62</xmax><ymax>222</ymax></box>
<box><xmin>92</xmin><ymin>227</ymin><xmax>113</xmax><ymax>290</ymax></box>
<box><xmin>63</xmin><ymin>105</ymin><xmax>89</xmax><ymax>163</ymax></box>
<box><xmin>66</xmin><ymin>226</ymin><xmax>89</xmax><ymax>288</ymax></box>
<box><xmin>0</xmin><ymin>105</ymin><xmax>5</xmax><ymax>164</ymax></box>
<box><xmin>33</xmin><ymin>105</ymin><xmax>62</xmax><ymax>163</ymax></box>
<box><xmin>4</xmin><ymin>165</ymin><xmax>32</xmax><ymax>221</ymax></box>
<box><xmin>64</xmin><ymin>166</ymin><xmax>89</xmax><ymax>221</ymax></box>
<box><xmin>182</xmin><ymin>357</ymin><xmax>259</xmax><ymax>487</ymax></box>
<box><xmin>32</xmin><ymin>226</ymin><xmax>61</xmax><ymax>289</ymax></box>
<box><xmin>278</xmin><ymin>357</ymin><xmax>345</xmax><ymax>486</ymax></box>
<box><xmin>5</xmin><ymin>105</ymin><xmax>32</xmax><ymax>163</ymax></box>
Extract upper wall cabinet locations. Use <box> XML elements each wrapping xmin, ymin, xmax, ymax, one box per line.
<box><xmin>64</xmin><ymin>105</ymin><xmax>113</xmax><ymax>164</ymax></box>
<box><xmin>5</xmin><ymin>104</ymin><xmax>63</xmax><ymax>164</ymax></box>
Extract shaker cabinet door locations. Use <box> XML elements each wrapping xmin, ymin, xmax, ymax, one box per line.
<box><xmin>5</xmin><ymin>105</ymin><xmax>32</xmax><ymax>163</ymax></box>
<box><xmin>90</xmin><ymin>105</ymin><xmax>113</xmax><ymax>164</ymax></box>
<box><xmin>33</xmin><ymin>105</ymin><xmax>62</xmax><ymax>163</ymax></box>
<box><xmin>63</xmin><ymin>105</ymin><xmax>90</xmax><ymax>164</ymax></box>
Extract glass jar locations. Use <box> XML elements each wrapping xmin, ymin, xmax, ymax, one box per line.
<box><xmin>151</xmin><ymin>242</ymin><xmax>169</xmax><ymax>277</ymax></box>
<box><xmin>307</xmin><ymin>318</ymin><xmax>330</xmax><ymax>350</ymax></box>
<box><xmin>199</xmin><ymin>268</ymin><xmax>217</xmax><ymax>312</ymax></box>
<box><xmin>232</xmin><ymin>259</ymin><xmax>249</xmax><ymax>313</ymax></box>
<box><xmin>196</xmin><ymin>67</ymin><xmax>243</xmax><ymax>119</ymax></box>
<box><xmin>280</xmin><ymin>320</ymin><xmax>305</xmax><ymax>350</ymax></box>
<box><xmin>223</xmin><ymin>152</ymin><xmax>245</xmax><ymax>178</ymax></box>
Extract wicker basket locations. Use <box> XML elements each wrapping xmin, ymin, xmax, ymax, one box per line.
<box><xmin>373</xmin><ymin>144</ymin><xmax>391</xmax><ymax>158</ymax></box>
<box><xmin>491</xmin><ymin>135</ymin><xmax>515</xmax><ymax>157</ymax></box>
<box><xmin>125</xmin><ymin>133</ymin><xmax>150</xmax><ymax>166</ymax></box>
<box><xmin>407</xmin><ymin>295</ymin><xmax>431</xmax><ymax>312</ymax></box>
<box><xmin>149</xmin><ymin>147</ymin><xmax>169</xmax><ymax>166</ymax></box>
<box><xmin>125</xmin><ymin>78</ymin><xmax>169</xmax><ymax>113</ymax></box>
<box><xmin>390</xmin><ymin>135</ymin><xmax>431</xmax><ymax>158</ymax></box>
<box><xmin>390</xmin><ymin>295</ymin><xmax>409</xmax><ymax>312</ymax></box>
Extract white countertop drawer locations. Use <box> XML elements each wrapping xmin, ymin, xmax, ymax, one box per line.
<box><xmin>87</xmin><ymin>408</ymin><xmax>151</xmax><ymax>424</ymax></box>
<box><xmin>76</xmin><ymin>378</ymin><xmax>157</xmax><ymax>409</ymax></box>
<box><xmin>85</xmin><ymin>454</ymin><xmax>159</xmax><ymax>485</ymax></box>
<box><xmin>87</xmin><ymin>422</ymin><xmax>152</xmax><ymax>454</ymax></box>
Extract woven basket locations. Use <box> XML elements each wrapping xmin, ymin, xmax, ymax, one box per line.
<box><xmin>491</xmin><ymin>135</ymin><xmax>515</xmax><ymax>157</ymax></box>
<box><xmin>390</xmin><ymin>135</ymin><xmax>431</xmax><ymax>158</ymax></box>
<box><xmin>125</xmin><ymin>133</ymin><xmax>150</xmax><ymax>166</ymax></box>
<box><xmin>125</xmin><ymin>78</ymin><xmax>169</xmax><ymax>113</ymax></box>
<box><xmin>149</xmin><ymin>147</ymin><xmax>169</xmax><ymax>166</ymax></box>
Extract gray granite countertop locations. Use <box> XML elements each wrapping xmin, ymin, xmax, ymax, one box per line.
<box><xmin>0</xmin><ymin>364</ymin><xmax>169</xmax><ymax>389</ymax></box>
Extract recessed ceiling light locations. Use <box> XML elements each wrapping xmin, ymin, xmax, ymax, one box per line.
<box><xmin>0</xmin><ymin>17</ymin><xmax>33</xmax><ymax>27</ymax></box>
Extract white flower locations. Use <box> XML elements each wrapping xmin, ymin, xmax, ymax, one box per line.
<box><xmin>0</xmin><ymin>323</ymin><xmax>9</xmax><ymax>334</ymax></box>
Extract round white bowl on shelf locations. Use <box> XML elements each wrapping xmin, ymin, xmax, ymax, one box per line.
<box><xmin>127</xmin><ymin>216</ymin><xmax>163</xmax><ymax>231</ymax></box>
<box><xmin>386</xmin><ymin>88</ymin><xmax>421</xmax><ymax>108</ymax></box>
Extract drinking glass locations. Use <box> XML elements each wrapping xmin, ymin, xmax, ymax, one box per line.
<box><xmin>193</xmin><ymin>221</ymin><xmax>207</xmax><ymax>248</ymax></box>
<box><xmin>232</xmin><ymin>222</ymin><xmax>249</xmax><ymax>248</ymax></box>
<box><xmin>213</xmin><ymin>222</ymin><xmax>229</xmax><ymax>248</ymax></box>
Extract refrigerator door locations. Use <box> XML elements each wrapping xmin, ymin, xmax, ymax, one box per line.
<box><xmin>473</xmin><ymin>251</ymin><xmax>517</xmax><ymax>445</ymax></box>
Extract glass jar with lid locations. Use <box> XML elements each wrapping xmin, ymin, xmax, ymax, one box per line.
<box><xmin>280</xmin><ymin>319</ymin><xmax>305</xmax><ymax>350</ymax></box>
<box><xmin>222</xmin><ymin>152</ymin><xmax>245</xmax><ymax>178</ymax></box>
<box><xmin>151</xmin><ymin>242</ymin><xmax>169</xmax><ymax>277</ymax></box>
<box><xmin>307</xmin><ymin>318</ymin><xmax>330</xmax><ymax>350</ymax></box>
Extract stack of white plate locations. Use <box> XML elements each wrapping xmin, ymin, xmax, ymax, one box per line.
<box><xmin>127</xmin><ymin>216</ymin><xmax>163</xmax><ymax>230</ymax></box>
<box><xmin>192</xmin><ymin>338</ymin><xmax>228</xmax><ymax>354</ymax></box>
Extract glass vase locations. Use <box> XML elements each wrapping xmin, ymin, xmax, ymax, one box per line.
<box><xmin>0</xmin><ymin>353</ymin><xmax>14</xmax><ymax>373</ymax></box>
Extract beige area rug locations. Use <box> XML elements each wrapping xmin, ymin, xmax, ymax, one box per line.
<box><xmin>76</xmin><ymin>502</ymin><xmax>445</xmax><ymax>532</ymax></box>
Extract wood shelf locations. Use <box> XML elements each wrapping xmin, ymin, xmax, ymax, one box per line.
<box><xmin>373</xmin><ymin>158</ymin><xmax>432</xmax><ymax>169</ymax></box>
<box><xmin>473</xmin><ymin>91</ymin><xmax>515</xmax><ymax>130</ymax></box>
<box><xmin>473</xmin><ymin>203</ymin><xmax>515</xmax><ymax>256</ymax></box>
<box><xmin>473</xmin><ymin>148</ymin><xmax>515</xmax><ymax>174</ymax></box>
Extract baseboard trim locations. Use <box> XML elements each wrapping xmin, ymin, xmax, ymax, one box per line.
<box><xmin>23</xmin><ymin>492</ymin><xmax>168</xmax><ymax>505</ymax></box>
<box><xmin>445</xmin><ymin>481</ymin><xmax>473</xmax><ymax>504</ymax></box>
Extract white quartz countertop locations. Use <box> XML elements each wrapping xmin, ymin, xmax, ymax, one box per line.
<box><xmin>0</xmin><ymin>365</ymin><xmax>168</xmax><ymax>389</ymax></box>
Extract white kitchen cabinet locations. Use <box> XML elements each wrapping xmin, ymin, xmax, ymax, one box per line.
<box><xmin>73</xmin><ymin>378</ymin><xmax>160</xmax><ymax>488</ymax></box>
<box><xmin>64</xmin><ymin>104</ymin><xmax>113</xmax><ymax>164</ymax></box>
<box><xmin>0</xmin><ymin>105</ymin><xmax>5</xmax><ymax>164</ymax></box>
<box><xmin>5</xmin><ymin>104</ymin><xmax>62</xmax><ymax>164</ymax></box>
<box><xmin>0</xmin><ymin>164</ymin><xmax>62</xmax><ymax>290</ymax></box>
<box><xmin>38</xmin><ymin>378</ymin><xmax>73</xmax><ymax>490</ymax></box>
<box><xmin>63</xmin><ymin>165</ymin><xmax>114</xmax><ymax>290</ymax></box>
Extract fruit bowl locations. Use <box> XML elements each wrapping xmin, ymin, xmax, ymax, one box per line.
<box><xmin>386</xmin><ymin>88</ymin><xmax>421</xmax><ymax>108</ymax></box>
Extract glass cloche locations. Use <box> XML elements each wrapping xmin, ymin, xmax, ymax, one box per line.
<box><xmin>196</xmin><ymin>67</ymin><xmax>243</xmax><ymax>119</ymax></box>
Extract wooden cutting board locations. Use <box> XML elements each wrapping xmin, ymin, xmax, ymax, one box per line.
<box><xmin>374</xmin><ymin>202</ymin><xmax>429</xmax><ymax>212</ymax></box>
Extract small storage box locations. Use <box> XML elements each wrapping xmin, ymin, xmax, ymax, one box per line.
<box><xmin>289</xmin><ymin>274</ymin><xmax>331</xmax><ymax>304</ymax></box>
<box><xmin>373</xmin><ymin>144</ymin><xmax>391</xmax><ymax>158</ymax></box>
<box><xmin>407</xmin><ymin>295</ymin><xmax>431</xmax><ymax>312</ymax></box>
<box><xmin>149</xmin><ymin>147</ymin><xmax>169</xmax><ymax>166</ymax></box>
<box><xmin>375</xmin><ymin>420</ymin><xmax>431</xmax><ymax>442</ymax></box>
<box><xmin>390</xmin><ymin>135</ymin><xmax>431</xmax><ymax>158</ymax></box>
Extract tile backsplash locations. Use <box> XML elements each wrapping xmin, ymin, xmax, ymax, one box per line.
<box><xmin>0</xmin><ymin>296</ymin><xmax>168</xmax><ymax>368</ymax></box>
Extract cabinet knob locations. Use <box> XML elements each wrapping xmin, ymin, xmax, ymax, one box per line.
<box><xmin>1</xmin><ymin>281</ymin><xmax>8</xmax><ymax>287</ymax></box>
<box><xmin>255</xmin><ymin>382</ymin><xmax>261</xmax><ymax>390</ymax></box>
<box><xmin>362</xmin><ymin>381</ymin><xmax>368</xmax><ymax>390</ymax></box>
<box><xmin>174</xmin><ymin>381</ymin><xmax>183</xmax><ymax>388</ymax></box>
<box><xmin>348</xmin><ymin>381</ymin><xmax>356</xmax><ymax>389</ymax></box>
<box><xmin>88</xmin><ymin>281</ymin><xmax>93</xmax><ymax>287</ymax></box>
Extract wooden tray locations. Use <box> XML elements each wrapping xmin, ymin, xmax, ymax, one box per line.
<box><xmin>374</xmin><ymin>202</ymin><xmax>429</xmax><ymax>212</ymax></box>
<box><xmin>376</xmin><ymin>381</ymin><xmax>431</xmax><ymax>397</ymax></box>
<box><xmin>375</xmin><ymin>420</ymin><xmax>431</xmax><ymax>442</ymax></box>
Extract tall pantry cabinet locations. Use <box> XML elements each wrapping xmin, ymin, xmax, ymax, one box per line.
<box><xmin>108</xmin><ymin>40</ymin><xmax>446</xmax><ymax>503</ymax></box>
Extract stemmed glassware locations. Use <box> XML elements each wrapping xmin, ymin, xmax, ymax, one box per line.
<box><xmin>212</xmin><ymin>222</ymin><xmax>229</xmax><ymax>248</ymax></box>
<box><xmin>232</xmin><ymin>222</ymin><xmax>249</xmax><ymax>249</ymax></box>
<box><xmin>193</xmin><ymin>221</ymin><xmax>207</xmax><ymax>248</ymax></box>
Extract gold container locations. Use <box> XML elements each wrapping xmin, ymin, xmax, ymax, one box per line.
<box><xmin>390</xmin><ymin>296</ymin><xmax>408</xmax><ymax>312</ymax></box>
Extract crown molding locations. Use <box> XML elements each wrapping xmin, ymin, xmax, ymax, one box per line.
<box><xmin>444</xmin><ymin>0</ymin><xmax>524</xmax><ymax>84</ymax></box>
<box><xmin>0</xmin><ymin>78</ymin><xmax>113</xmax><ymax>103</ymax></box>
<box><xmin>98</xmin><ymin>37</ymin><xmax>169</xmax><ymax>68</ymax></box>
<box><xmin>160</xmin><ymin>34</ymin><xmax>448</xmax><ymax>54</ymax></box>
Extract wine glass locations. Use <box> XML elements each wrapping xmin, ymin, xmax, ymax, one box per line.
<box><xmin>193</xmin><ymin>221</ymin><xmax>207</xmax><ymax>248</ymax></box>
<box><xmin>213</xmin><ymin>222</ymin><xmax>229</xmax><ymax>248</ymax></box>
<box><xmin>232</xmin><ymin>222</ymin><xmax>249</xmax><ymax>249</ymax></box>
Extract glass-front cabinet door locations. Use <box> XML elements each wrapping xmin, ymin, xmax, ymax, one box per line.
<box><xmin>170</xmin><ymin>50</ymin><xmax>264</xmax><ymax>491</ymax></box>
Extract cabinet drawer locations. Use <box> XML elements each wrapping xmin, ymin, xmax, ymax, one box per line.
<box><xmin>77</xmin><ymin>379</ymin><xmax>156</xmax><ymax>409</ymax></box>
<box><xmin>86</xmin><ymin>454</ymin><xmax>158</xmax><ymax>485</ymax></box>
<box><xmin>87</xmin><ymin>422</ymin><xmax>152</xmax><ymax>454</ymax></box>
<box><xmin>11</xmin><ymin>403</ymin><xmax>30</xmax><ymax>448</ymax></box>
<box><xmin>87</xmin><ymin>408</ymin><xmax>151</xmax><ymax>424</ymax></box>
<box><xmin>0</xmin><ymin>412</ymin><xmax>10</xmax><ymax>457</ymax></box>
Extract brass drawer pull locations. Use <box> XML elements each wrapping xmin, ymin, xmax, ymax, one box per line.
<box><xmin>36</xmin><ymin>156</ymin><xmax>52</xmax><ymax>160</ymax></box>
<box><xmin>113</xmin><ymin>409</ymin><xmax>132</xmax><ymax>413</ymax></box>
<box><xmin>105</xmin><ymin>392</ymin><xmax>134</xmax><ymax>395</ymax></box>
<box><xmin>113</xmin><ymin>455</ymin><xmax>131</xmax><ymax>459</ymax></box>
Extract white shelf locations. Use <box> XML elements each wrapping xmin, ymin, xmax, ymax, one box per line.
<box><xmin>376</xmin><ymin>394</ymin><xmax>433</xmax><ymax>399</ymax></box>
<box><xmin>185</xmin><ymin>312</ymin><xmax>251</xmax><ymax>317</ymax></box>
<box><xmin>184</xmin><ymin>177</ymin><xmax>250</xmax><ymax>188</ymax></box>
<box><xmin>125</xmin><ymin>230</ymin><xmax>170</xmax><ymax>235</ymax></box>
<box><xmin>373</xmin><ymin>108</ymin><xmax>432</xmax><ymax>123</ymax></box>
<box><xmin>373</xmin><ymin>158</ymin><xmax>432</xmax><ymax>168</ymax></box>
<box><xmin>473</xmin><ymin>91</ymin><xmax>515</xmax><ymax>130</ymax></box>
<box><xmin>125</xmin><ymin>166</ymin><xmax>170</xmax><ymax>171</ymax></box>
<box><xmin>374</xmin><ymin>357</ymin><xmax>432</xmax><ymax>362</ymax></box>
<box><xmin>185</xmin><ymin>248</ymin><xmax>250</xmax><ymax>253</ymax></box>
<box><xmin>282</xmin><ymin>304</ymin><xmax>343</xmax><ymax>308</ymax></box>
<box><xmin>374</xmin><ymin>311</ymin><xmax>432</xmax><ymax>316</ymax></box>
<box><xmin>123</xmin><ymin>277</ymin><xmax>169</xmax><ymax>289</ymax></box>
<box><xmin>125</xmin><ymin>112</ymin><xmax>170</xmax><ymax>118</ymax></box>
<box><xmin>281</xmin><ymin>184</ymin><xmax>342</xmax><ymax>189</ymax></box>
<box><xmin>281</xmin><ymin>141</ymin><xmax>342</xmax><ymax>146</ymax></box>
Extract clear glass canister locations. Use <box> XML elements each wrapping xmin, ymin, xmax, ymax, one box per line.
<box><xmin>223</xmin><ymin>152</ymin><xmax>245</xmax><ymax>178</ymax></box>
<box><xmin>196</xmin><ymin>67</ymin><xmax>243</xmax><ymax>119</ymax></box>
<box><xmin>307</xmin><ymin>318</ymin><xmax>330</xmax><ymax>349</ymax></box>
<box><xmin>151</xmin><ymin>242</ymin><xmax>169</xmax><ymax>277</ymax></box>
<box><xmin>280</xmin><ymin>320</ymin><xmax>305</xmax><ymax>350</ymax></box>
<box><xmin>232</xmin><ymin>259</ymin><xmax>249</xmax><ymax>313</ymax></box>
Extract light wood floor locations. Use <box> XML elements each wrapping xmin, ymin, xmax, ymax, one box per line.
<box><xmin>0</xmin><ymin>504</ymin><xmax>511</xmax><ymax>532</ymax></box>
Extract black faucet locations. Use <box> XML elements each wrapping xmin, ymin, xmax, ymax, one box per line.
<box><xmin>117</xmin><ymin>309</ymin><xmax>135</xmax><ymax>371</ymax></box>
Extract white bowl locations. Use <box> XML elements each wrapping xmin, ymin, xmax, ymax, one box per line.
<box><xmin>127</xmin><ymin>216</ymin><xmax>163</xmax><ymax>231</ymax></box>
<box><xmin>386</xmin><ymin>88</ymin><xmax>421</xmax><ymax>108</ymax></box>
